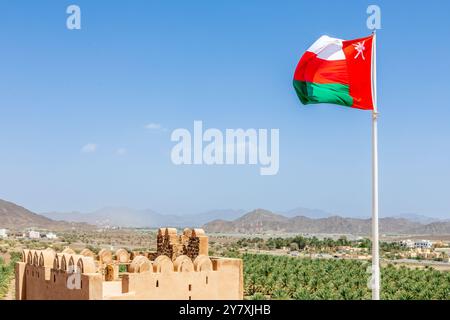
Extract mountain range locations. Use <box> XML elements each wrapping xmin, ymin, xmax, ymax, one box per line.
<box><xmin>42</xmin><ymin>206</ymin><xmax>446</xmax><ymax>229</ymax></box>
<box><xmin>203</xmin><ymin>209</ymin><xmax>450</xmax><ymax>235</ymax></box>
<box><xmin>1</xmin><ymin>198</ymin><xmax>449</xmax><ymax>235</ymax></box>
<box><xmin>40</xmin><ymin>207</ymin><xmax>335</xmax><ymax>228</ymax></box>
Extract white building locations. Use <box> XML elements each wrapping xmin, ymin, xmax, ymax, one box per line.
<box><xmin>45</xmin><ymin>232</ymin><xmax>57</xmax><ymax>240</ymax></box>
<box><xmin>0</xmin><ymin>228</ymin><xmax>8</xmax><ymax>238</ymax></box>
<box><xmin>414</xmin><ymin>240</ymin><xmax>433</xmax><ymax>249</ymax></box>
<box><xmin>399</xmin><ymin>239</ymin><xmax>415</xmax><ymax>248</ymax></box>
<box><xmin>28</xmin><ymin>230</ymin><xmax>41</xmax><ymax>239</ymax></box>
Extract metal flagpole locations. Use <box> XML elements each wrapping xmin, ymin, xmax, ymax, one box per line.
<box><xmin>371</xmin><ymin>31</ymin><xmax>380</xmax><ymax>300</ymax></box>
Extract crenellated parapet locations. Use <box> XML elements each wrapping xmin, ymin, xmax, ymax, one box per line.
<box><xmin>156</xmin><ymin>227</ymin><xmax>209</xmax><ymax>261</ymax></box>
<box><xmin>21</xmin><ymin>249</ymin><xmax>96</xmax><ymax>275</ymax></box>
<box><xmin>20</xmin><ymin>247</ymin><xmax>219</xmax><ymax>277</ymax></box>
<box><xmin>16</xmin><ymin>229</ymin><xmax>242</xmax><ymax>300</ymax></box>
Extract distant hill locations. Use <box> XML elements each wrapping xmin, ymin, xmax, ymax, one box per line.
<box><xmin>408</xmin><ymin>221</ymin><xmax>450</xmax><ymax>235</ymax></box>
<box><xmin>389</xmin><ymin>213</ymin><xmax>443</xmax><ymax>224</ymax></box>
<box><xmin>203</xmin><ymin>209</ymin><xmax>450</xmax><ymax>235</ymax></box>
<box><xmin>42</xmin><ymin>205</ymin><xmax>449</xmax><ymax>235</ymax></box>
<box><xmin>0</xmin><ymin>199</ymin><xmax>92</xmax><ymax>231</ymax></box>
<box><xmin>204</xmin><ymin>209</ymin><xmax>289</xmax><ymax>233</ymax></box>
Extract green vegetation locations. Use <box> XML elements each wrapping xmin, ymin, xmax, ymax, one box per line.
<box><xmin>119</xmin><ymin>264</ymin><xmax>128</xmax><ymax>273</ymax></box>
<box><xmin>235</xmin><ymin>236</ymin><xmax>405</xmax><ymax>254</ymax></box>
<box><xmin>0</xmin><ymin>252</ymin><xmax>21</xmax><ymax>298</ymax></box>
<box><xmin>236</xmin><ymin>235</ymin><xmax>354</xmax><ymax>250</ymax></box>
<box><xmin>238</xmin><ymin>253</ymin><xmax>450</xmax><ymax>300</ymax></box>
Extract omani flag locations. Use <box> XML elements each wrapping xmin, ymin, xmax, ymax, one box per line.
<box><xmin>293</xmin><ymin>34</ymin><xmax>374</xmax><ymax>110</ymax></box>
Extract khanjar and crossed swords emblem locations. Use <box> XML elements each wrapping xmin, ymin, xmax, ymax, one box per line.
<box><xmin>353</xmin><ymin>40</ymin><xmax>366</xmax><ymax>60</ymax></box>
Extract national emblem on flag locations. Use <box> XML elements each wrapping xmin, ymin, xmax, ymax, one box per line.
<box><xmin>293</xmin><ymin>34</ymin><xmax>375</xmax><ymax>110</ymax></box>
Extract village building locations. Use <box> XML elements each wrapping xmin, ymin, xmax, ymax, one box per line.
<box><xmin>28</xmin><ymin>230</ymin><xmax>40</xmax><ymax>239</ymax></box>
<box><xmin>399</xmin><ymin>239</ymin><xmax>415</xmax><ymax>248</ymax></box>
<box><xmin>45</xmin><ymin>232</ymin><xmax>57</xmax><ymax>240</ymax></box>
<box><xmin>0</xmin><ymin>228</ymin><xmax>8</xmax><ymax>238</ymax></box>
<box><xmin>414</xmin><ymin>240</ymin><xmax>433</xmax><ymax>249</ymax></box>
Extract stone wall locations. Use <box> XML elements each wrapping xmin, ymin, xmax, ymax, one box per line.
<box><xmin>15</xmin><ymin>229</ymin><xmax>242</xmax><ymax>300</ymax></box>
<box><xmin>157</xmin><ymin>228</ymin><xmax>209</xmax><ymax>261</ymax></box>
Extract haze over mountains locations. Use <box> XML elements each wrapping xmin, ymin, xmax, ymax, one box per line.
<box><xmin>42</xmin><ymin>205</ymin><xmax>445</xmax><ymax>228</ymax></box>
<box><xmin>41</xmin><ymin>207</ymin><xmax>337</xmax><ymax>227</ymax></box>
<box><xmin>1</xmin><ymin>198</ymin><xmax>448</xmax><ymax>235</ymax></box>
<box><xmin>41</xmin><ymin>207</ymin><xmax>246</xmax><ymax>228</ymax></box>
<box><xmin>42</xmin><ymin>207</ymin><xmax>340</xmax><ymax>228</ymax></box>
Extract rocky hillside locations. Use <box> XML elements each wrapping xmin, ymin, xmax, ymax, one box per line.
<box><xmin>203</xmin><ymin>209</ymin><xmax>450</xmax><ymax>235</ymax></box>
<box><xmin>0</xmin><ymin>199</ymin><xmax>92</xmax><ymax>231</ymax></box>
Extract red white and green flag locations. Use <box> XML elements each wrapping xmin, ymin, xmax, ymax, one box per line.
<box><xmin>293</xmin><ymin>34</ymin><xmax>375</xmax><ymax>110</ymax></box>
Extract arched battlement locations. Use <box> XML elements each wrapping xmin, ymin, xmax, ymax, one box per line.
<box><xmin>32</xmin><ymin>251</ymin><xmax>40</xmax><ymax>266</ymax></box>
<box><xmin>53</xmin><ymin>254</ymin><xmax>61</xmax><ymax>270</ymax></box>
<box><xmin>130</xmin><ymin>251</ymin><xmax>143</xmax><ymax>260</ymax></box>
<box><xmin>62</xmin><ymin>247</ymin><xmax>75</xmax><ymax>254</ymax></box>
<box><xmin>38</xmin><ymin>249</ymin><xmax>56</xmax><ymax>267</ymax></box>
<box><xmin>27</xmin><ymin>251</ymin><xmax>34</xmax><ymax>265</ymax></box>
<box><xmin>98</xmin><ymin>249</ymin><xmax>112</xmax><ymax>264</ymax></box>
<box><xmin>129</xmin><ymin>256</ymin><xmax>152</xmax><ymax>273</ymax></box>
<box><xmin>153</xmin><ymin>255</ymin><xmax>173</xmax><ymax>273</ymax></box>
<box><xmin>77</xmin><ymin>256</ymin><xmax>96</xmax><ymax>274</ymax></box>
<box><xmin>157</xmin><ymin>228</ymin><xmax>166</xmax><ymax>236</ymax></box>
<box><xmin>183</xmin><ymin>228</ymin><xmax>193</xmax><ymax>237</ymax></box>
<box><xmin>80</xmin><ymin>248</ymin><xmax>95</xmax><ymax>259</ymax></box>
<box><xmin>174</xmin><ymin>255</ymin><xmax>194</xmax><ymax>272</ymax></box>
<box><xmin>68</xmin><ymin>255</ymin><xmax>83</xmax><ymax>273</ymax></box>
<box><xmin>192</xmin><ymin>228</ymin><xmax>205</xmax><ymax>237</ymax></box>
<box><xmin>193</xmin><ymin>255</ymin><xmax>212</xmax><ymax>272</ymax></box>
<box><xmin>115</xmin><ymin>248</ymin><xmax>130</xmax><ymax>263</ymax></box>
<box><xmin>60</xmin><ymin>254</ymin><xmax>70</xmax><ymax>272</ymax></box>
<box><xmin>22</xmin><ymin>249</ymin><xmax>29</xmax><ymax>263</ymax></box>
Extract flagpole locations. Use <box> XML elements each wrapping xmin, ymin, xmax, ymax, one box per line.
<box><xmin>371</xmin><ymin>31</ymin><xmax>380</xmax><ymax>300</ymax></box>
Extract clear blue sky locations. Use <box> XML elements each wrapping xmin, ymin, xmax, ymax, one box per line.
<box><xmin>1</xmin><ymin>0</ymin><xmax>449</xmax><ymax>218</ymax></box>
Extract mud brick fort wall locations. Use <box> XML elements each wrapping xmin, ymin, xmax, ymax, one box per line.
<box><xmin>15</xmin><ymin>228</ymin><xmax>243</xmax><ymax>300</ymax></box>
